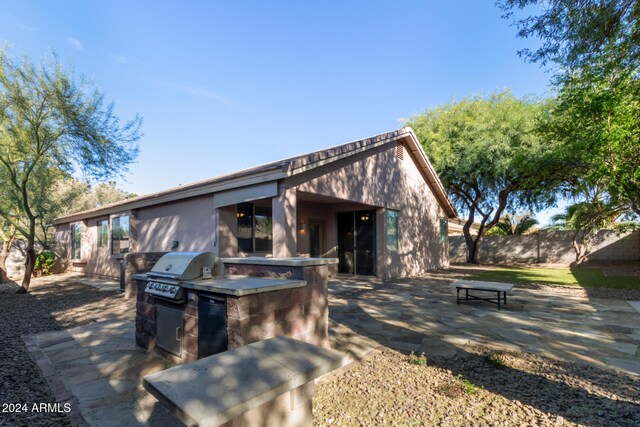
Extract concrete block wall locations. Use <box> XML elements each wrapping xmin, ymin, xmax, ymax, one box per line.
<box><xmin>450</xmin><ymin>229</ymin><xmax>640</xmax><ymax>264</ymax></box>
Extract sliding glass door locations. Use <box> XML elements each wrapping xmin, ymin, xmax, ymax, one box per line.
<box><xmin>337</xmin><ymin>210</ymin><xmax>376</xmax><ymax>275</ymax></box>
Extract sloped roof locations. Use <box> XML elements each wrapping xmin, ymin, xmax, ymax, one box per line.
<box><xmin>54</xmin><ymin>127</ymin><xmax>456</xmax><ymax>224</ymax></box>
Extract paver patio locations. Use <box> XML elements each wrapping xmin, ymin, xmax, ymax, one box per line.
<box><xmin>22</xmin><ymin>272</ymin><xmax>640</xmax><ymax>426</ymax></box>
<box><xmin>328</xmin><ymin>275</ymin><xmax>640</xmax><ymax>375</ymax></box>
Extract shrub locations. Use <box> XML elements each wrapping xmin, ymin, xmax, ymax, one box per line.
<box><xmin>34</xmin><ymin>251</ymin><xmax>56</xmax><ymax>276</ymax></box>
<box><xmin>408</xmin><ymin>351</ymin><xmax>428</xmax><ymax>365</ymax></box>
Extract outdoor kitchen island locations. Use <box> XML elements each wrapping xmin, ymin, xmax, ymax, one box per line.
<box><xmin>135</xmin><ymin>255</ymin><xmax>336</xmax><ymax>363</ymax></box>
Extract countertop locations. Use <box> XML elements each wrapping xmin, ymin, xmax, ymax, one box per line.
<box><xmin>133</xmin><ymin>273</ymin><xmax>306</xmax><ymax>296</ymax></box>
<box><xmin>222</xmin><ymin>257</ymin><xmax>338</xmax><ymax>267</ymax></box>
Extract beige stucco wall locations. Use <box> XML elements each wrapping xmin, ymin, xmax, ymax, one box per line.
<box><xmin>54</xmin><ymin>140</ymin><xmax>448</xmax><ymax>280</ymax></box>
<box><xmin>85</xmin><ymin>216</ymin><xmax>121</xmax><ymax>277</ymax></box>
<box><xmin>295</xmin><ymin>202</ymin><xmax>331</xmax><ymax>256</ymax></box>
<box><xmin>137</xmin><ymin>196</ymin><xmax>217</xmax><ymax>253</ymax></box>
<box><xmin>294</xmin><ymin>142</ymin><xmax>448</xmax><ymax>278</ymax></box>
<box><xmin>218</xmin><ymin>204</ymin><xmax>238</xmax><ymax>257</ymax></box>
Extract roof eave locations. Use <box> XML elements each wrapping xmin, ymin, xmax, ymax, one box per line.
<box><xmin>53</xmin><ymin>166</ymin><xmax>288</xmax><ymax>225</ymax></box>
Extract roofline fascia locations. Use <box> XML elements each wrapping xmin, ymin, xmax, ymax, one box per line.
<box><xmin>53</xmin><ymin>167</ymin><xmax>287</xmax><ymax>225</ymax></box>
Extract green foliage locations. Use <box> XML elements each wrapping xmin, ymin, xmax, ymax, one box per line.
<box><xmin>408</xmin><ymin>351</ymin><xmax>428</xmax><ymax>366</ymax></box>
<box><xmin>498</xmin><ymin>1</ymin><xmax>640</xmax><ymax>215</ymax></box>
<box><xmin>497</xmin><ymin>0</ymin><xmax>640</xmax><ymax>71</ymax></box>
<box><xmin>539</xmin><ymin>59</ymin><xmax>640</xmax><ymax>214</ymax></box>
<box><xmin>549</xmin><ymin>188</ymin><xmax>625</xmax><ymax>264</ymax></box>
<box><xmin>407</xmin><ymin>90</ymin><xmax>557</xmax><ymax>262</ymax></box>
<box><xmin>614</xmin><ymin>221</ymin><xmax>640</xmax><ymax>233</ymax></box>
<box><xmin>457</xmin><ymin>376</ymin><xmax>478</xmax><ymax>395</ymax></box>
<box><xmin>0</xmin><ymin>49</ymin><xmax>141</xmax><ymax>291</ymax></box>
<box><xmin>485</xmin><ymin>213</ymin><xmax>538</xmax><ymax>236</ymax></box>
<box><xmin>33</xmin><ymin>251</ymin><xmax>55</xmax><ymax>276</ymax></box>
<box><xmin>484</xmin><ymin>350</ymin><xmax>507</xmax><ymax>368</ymax></box>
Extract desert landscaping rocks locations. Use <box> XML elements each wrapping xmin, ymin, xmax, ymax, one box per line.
<box><xmin>314</xmin><ymin>348</ymin><xmax>640</xmax><ymax>426</ymax></box>
<box><xmin>0</xmin><ymin>275</ymin><xmax>131</xmax><ymax>427</ymax></box>
<box><xmin>4</xmin><ymin>269</ymin><xmax>640</xmax><ymax>426</ymax></box>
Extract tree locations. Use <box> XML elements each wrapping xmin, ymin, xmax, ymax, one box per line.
<box><xmin>0</xmin><ymin>219</ymin><xmax>17</xmax><ymax>283</ymax></box>
<box><xmin>485</xmin><ymin>213</ymin><xmax>538</xmax><ymax>236</ymax></box>
<box><xmin>549</xmin><ymin>190</ymin><xmax>625</xmax><ymax>264</ymax></box>
<box><xmin>497</xmin><ymin>0</ymin><xmax>640</xmax><ymax>70</ymax></box>
<box><xmin>538</xmin><ymin>54</ymin><xmax>640</xmax><ymax>214</ymax></box>
<box><xmin>0</xmin><ymin>50</ymin><xmax>141</xmax><ymax>293</ymax></box>
<box><xmin>407</xmin><ymin>91</ymin><xmax>556</xmax><ymax>263</ymax></box>
<box><xmin>498</xmin><ymin>0</ymin><xmax>640</xmax><ymax>215</ymax></box>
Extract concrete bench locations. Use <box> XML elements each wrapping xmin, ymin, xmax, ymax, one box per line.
<box><xmin>143</xmin><ymin>336</ymin><xmax>348</xmax><ymax>427</ymax></box>
<box><xmin>451</xmin><ymin>280</ymin><xmax>514</xmax><ymax>310</ymax></box>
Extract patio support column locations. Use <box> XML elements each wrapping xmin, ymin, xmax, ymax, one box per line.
<box><xmin>272</xmin><ymin>186</ymin><xmax>297</xmax><ymax>257</ymax></box>
<box><xmin>217</xmin><ymin>205</ymin><xmax>237</xmax><ymax>257</ymax></box>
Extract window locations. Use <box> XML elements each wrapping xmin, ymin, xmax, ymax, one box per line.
<box><xmin>439</xmin><ymin>218</ymin><xmax>448</xmax><ymax>244</ymax></box>
<box><xmin>111</xmin><ymin>215</ymin><xmax>130</xmax><ymax>255</ymax></box>
<box><xmin>386</xmin><ymin>210</ymin><xmax>399</xmax><ymax>251</ymax></box>
<box><xmin>71</xmin><ymin>223</ymin><xmax>82</xmax><ymax>260</ymax></box>
<box><xmin>97</xmin><ymin>220</ymin><xmax>108</xmax><ymax>248</ymax></box>
<box><xmin>237</xmin><ymin>202</ymin><xmax>272</xmax><ymax>253</ymax></box>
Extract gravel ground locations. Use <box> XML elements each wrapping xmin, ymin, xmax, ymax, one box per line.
<box><xmin>3</xmin><ymin>272</ymin><xmax>639</xmax><ymax>426</ymax></box>
<box><xmin>0</xmin><ymin>277</ymin><xmax>128</xmax><ymax>427</ymax></box>
<box><xmin>314</xmin><ymin>348</ymin><xmax>640</xmax><ymax>426</ymax></box>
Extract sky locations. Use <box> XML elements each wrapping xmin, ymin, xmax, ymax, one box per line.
<box><xmin>0</xmin><ymin>0</ymin><xmax>564</xmax><ymax>224</ymax></box>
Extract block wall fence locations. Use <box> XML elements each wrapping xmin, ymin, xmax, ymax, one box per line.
<box><xmin>449</xmin><ymin>229</ymin><xmax>640</xmax><ymax>264</ymax></box>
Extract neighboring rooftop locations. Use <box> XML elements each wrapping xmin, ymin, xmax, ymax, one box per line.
<box><xmin>55</xmin><ymin>127</ymin><xmax>455</xmax><ymax>224</ymax></box>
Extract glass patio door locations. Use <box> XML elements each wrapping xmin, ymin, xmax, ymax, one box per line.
<box><xmin>337</xmin><ymin>210</ymin><xmax>376</xmax><ymax>275</ymax></box>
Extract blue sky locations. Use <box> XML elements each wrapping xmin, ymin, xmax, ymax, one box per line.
<box><xmin>0</xmin><ymin>1</ymin><xmax>563</xmax><ymax>224</ymax></box>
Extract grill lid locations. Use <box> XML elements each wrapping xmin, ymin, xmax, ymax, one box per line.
<box><xmin>148</xmin><ymin>252</ymin><xmax>217</xmax><ymax>281</ymax></box>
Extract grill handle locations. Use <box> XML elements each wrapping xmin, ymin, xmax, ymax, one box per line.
<box><xmin>176</xmin><ymin>327</ymin><xmax>182</xmax><ymax>342</ymax></box>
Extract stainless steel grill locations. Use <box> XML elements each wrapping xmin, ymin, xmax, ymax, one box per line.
<box><xmin>144</xmin><ymin>252</ymin><xmax>219</xmax><ymax>302</ymax></box>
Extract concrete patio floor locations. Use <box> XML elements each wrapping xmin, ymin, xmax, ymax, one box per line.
<box><xmin>23</xmin><ymin>274</ymin><xmax>640</xmax><ymax>426</ymax></box>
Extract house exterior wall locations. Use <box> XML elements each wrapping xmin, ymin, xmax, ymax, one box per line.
<box><xmin>137</xmin><ymin>196</ymin><xmax>217</xmax><ymax>253</ymax></box>
<box><xmin>295</xmin><ymin>202</ymin><xmax>332</xmax><ymax>256</ymax></box>
<box><xmin>53</xmin><ymin>140</ymin><xmax>449</xmax><ymax>280</ymax></box>
<box><xmin>53</xmin><ymin>223</ymin><xmax>71</xmax><ymax>274</ymax></box>
<box><xmin>218</xmin><ymin>204</ymin><xmax>237</xmax><ymax>257</ymax></box>
<box><xmin>294</xmin><ymin>142</ymin><xmax>447</xmax><ymax>278</ymax></box>
<box><xmin>85</xmin><ymin>216</ymin><xmax>121</xmax><ymax>278</ymax></box>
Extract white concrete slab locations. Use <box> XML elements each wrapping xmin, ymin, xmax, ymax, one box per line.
<box><xmin>143</xmin><ymin>336</ymin><xmax>348</xmax><ymax>427</ymax></box>
<box><xmin>181</xmin><ymin>275</ymin><xmax>306</xmax><ymax>296</ymax></box>
<box><xmin>451</xmin><ymin>280</ymin><xmax>514</xmax><ymax>291</ymax></box>
<box><xmin>223</xmin><ymin>257</ymin><xmax>338</xmax><ymax>267</ymax></box>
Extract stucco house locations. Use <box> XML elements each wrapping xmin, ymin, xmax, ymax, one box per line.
<box><xmin>53</xmin><ymin>128</ymin><xmax>456</xmax><ymax>280</ymax></box>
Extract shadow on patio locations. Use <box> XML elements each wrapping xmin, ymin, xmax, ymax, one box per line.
<box><xmin>327</xmin><ymin>275</ymin><xmax>640</xmax><ymax>426</ymax></box>
<box><xmin>2</xmin><ymin>273</ymin><xmax>179</xmax><ymax>426</ymax></box>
